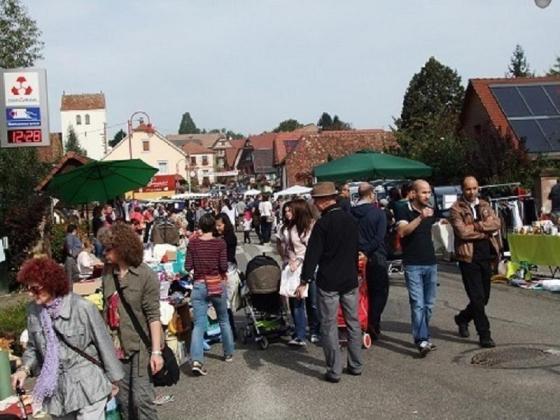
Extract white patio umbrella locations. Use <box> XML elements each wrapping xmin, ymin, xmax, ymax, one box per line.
<box><xmin>273</xmin><ymin>185</ymin><xmax>312</xmax><ymax>201</ymax></box>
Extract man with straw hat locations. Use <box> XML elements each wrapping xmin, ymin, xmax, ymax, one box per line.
<box><xmin>297</xmin><ymin>182</ymin><xmax>363</xmax><ymax>383</ymax></box>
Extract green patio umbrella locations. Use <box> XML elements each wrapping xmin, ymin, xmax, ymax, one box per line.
<box><xmin>313</xmin><ymin>150</ymin><xmax>432</xmax><ymax>182</ymax></box>
<box><xmin>46</xmin><ymin>159</ymin><xmax>158</xmax><ymax>204</ymax></box>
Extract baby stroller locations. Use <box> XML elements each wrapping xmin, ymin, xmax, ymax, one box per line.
<box><xmin>337</xmin><ymin>256</ymin><xmax>372</xmax><ymax>349</ymax></box>
<box><xmin>241</xmin><ymin>254</ymin><xmax>289</xmax><ymax>349</ymax></box>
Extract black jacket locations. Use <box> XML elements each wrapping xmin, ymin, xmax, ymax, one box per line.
<box><xmin>351</xmin><ymin>202</ymin><xmax>387</xmax><ymax>257</ymax></box>
<box><xmin>300</xmin><ymin>204</ymin><xmax>359</xmax><ymax>293</ymax></box>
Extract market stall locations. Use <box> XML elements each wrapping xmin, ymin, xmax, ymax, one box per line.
<box><xmin>508</xmin><ymin>233</ymin><xmax>560</xmax><ymax>277</ymax></box>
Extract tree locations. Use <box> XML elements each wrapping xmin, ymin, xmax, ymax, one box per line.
<box><xmin>317</xmin><ymin>112</ymin><xmax>333</xmax><ymax>129</ymax></box>
<box><xmin>547</xmin><ymin>56</ymin><xmax>560</xmax><ymax>76</ymax></box>
<box><xmin>109</xmin><ymin>129</ymin><xmax>126</xmax><ymax>148</ymax></box>
<box><xmin>398</xmin><ymin>57</ymin><xmax>464</xmax><ymax>133</ymax></box>
<box><xmin>0</xmin><ymin>0</ymin><xmax>43</xmax><ymax>68</ymax></box>
<box><xmin>318</xmin><ymin>112</ymin><xmax>351</xmax><ymax>131</ymax></box>
<box><xmin>273</xmin><ymin>119</ymin><xmax>303</xmax><ymax>133</ymax></box>
<box><xmin>178</xmin><ymin>112</ymin><xmax>200</xmax><ymax>134</ymax></box>
<box><xmin>508</xmin><ymin>44</ymin><xmax>533</xmax><ymax>78</ymax></box>
<box><xmin>65</xmin><ymin>126</ymin><xmax>87</xmax><ymax>156</ymax></box>
<box><xmin>394</xmin><ymin>57</ymin><xmax>466</xmax><ymax>183</ymax></box>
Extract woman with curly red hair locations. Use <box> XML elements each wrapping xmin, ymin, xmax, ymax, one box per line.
<box><xmin>98</xmin><ymin>222</ymin><xmax>163</xmax><ymax>420</ymax></box>
<box><xmin>12</xmin><ymin>257</ymin><xmax>124</xmax><ymax>419</ymax></box>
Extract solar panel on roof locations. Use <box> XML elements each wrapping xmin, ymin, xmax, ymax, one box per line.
<box><xmin>491</xmin><ymin>87</ymin><xmax>530</xmax><ymax>117</ymax></box>
<box><xmin>544</xmin><ymin>85</ymin><xmax>560</xmax><ymax>111</ymax></box>
<box><xmin>490</xmin><ymin>83</ymin><xmax>560</xmax><ymax>153</ymax></box>
<box><xmin>509</xmin><ymin>120</ymin><xmax>552</xmax><ymax>152</ymax></box>
<box><xmin>538</xmin><ymin>119</ymin><xmax>560</xmax><ymax>148</ymax></box>
<box><xmin>518</xmin><ymin>85</ymin><xmax>559</xmax><ymax>116</ymax></box>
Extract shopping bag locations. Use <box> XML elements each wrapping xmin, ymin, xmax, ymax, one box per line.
<box><xmin>279</xmin><ymin>265</ymin><xmax>307</xmax><ymax>298</ymax></box>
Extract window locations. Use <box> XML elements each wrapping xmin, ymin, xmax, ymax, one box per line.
<box><xmin>142</xmin><ymin>141</ymin><xmax>150</xmax><ymax>152</ymax></box>
<box><xmin>202</xmin><ymin>155</ymin><xmax>209</xmax><ymax>166</ymax></box>
<box><xmin>85</xmin><ymin>114</ymin><xmax>90</xmax><ymax>125</ymax></box>
<box><xmin>157</xmin><ymin>160</ymin><xmax>169</xmax><ymax>174</ymax></box>
<box><xmin>76</xmin><ymin>115</ymin><xmax>82</xmax><ymax>125</ymax></box>
<box><xmin>190</xmin><ymin>156</ymin><xmax>197</xmax><ymax>166</ymax></box>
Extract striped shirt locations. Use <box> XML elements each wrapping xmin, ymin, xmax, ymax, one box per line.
<box><xmin>186</xmin><ymin>237</ymin><xmax>228</xmax><ymax>281</ymax></box>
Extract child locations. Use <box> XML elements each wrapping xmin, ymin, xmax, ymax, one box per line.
<box><xmin>242</xmin><ymin>209</ymin><xmax>253</xmax><ymax>244</ymax></box>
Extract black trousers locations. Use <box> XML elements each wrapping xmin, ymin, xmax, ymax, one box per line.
<box><xmin>243</xmin><ymin>231</ymin><xmax>251</xmax><ymax>243</ymax></box>
<box><xmin>365</xmin><ymin>252</ymin><xmax>390</xmax><ymax>332</ymax></box>
<box><xmin>457</xmin><ymin>260</ymin><xmax>492</xmax><ymax>338</ymax></box>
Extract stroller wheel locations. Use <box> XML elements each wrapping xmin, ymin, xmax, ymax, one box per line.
<box><xmin>362</xmin><ymin>332</ymin><xmax>372</xmax><ymax>349</ymax></box>
<box><xmin>258</xmin><ymin>336</ymin><xmax>269</xmax><ymax>350</ymax></box>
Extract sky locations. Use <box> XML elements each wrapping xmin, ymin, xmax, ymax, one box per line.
<box><xmin>20</xmin><ymin>0</ymin><xmax>560</xmax><ymax>138</ymax></box>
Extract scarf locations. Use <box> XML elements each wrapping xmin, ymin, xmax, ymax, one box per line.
<box><xmin>33</xmin><ymin>297</ymin><xmax>63</xmax><ymax>409</ymax></box>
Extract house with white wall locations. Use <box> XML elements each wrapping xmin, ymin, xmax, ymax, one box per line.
<box><xmin>101</xmin><ymin>122</ymin><xmax>188</xmax><ymax>180</ymax></box>
<box><xmin>60</xmin><ymin>93</ymin><xmax>107</xmax><ymax>159</ymax></box>
<box><xmin>182</xmin><ymin>143</ymin><xmax>216</xmax><ymax>186</ymax></box>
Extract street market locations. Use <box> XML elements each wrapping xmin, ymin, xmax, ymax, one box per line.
<box><xmin>1</xmin><ymin>2</ymin><xmax>560</xmax><ymax>420</ymax></box>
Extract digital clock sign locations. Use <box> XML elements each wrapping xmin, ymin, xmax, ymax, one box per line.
<box><xmin>1</xmin><ymin>68</ymin><xmax>50</xmax><ymax>148</ymax></box>
<box><xmin>7</xmin><ymin>129</ymin><xmax>43</xmax><ymax>144</ymax></box>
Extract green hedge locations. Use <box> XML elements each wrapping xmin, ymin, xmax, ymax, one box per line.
<box><xmin>0</xmin><ymin>300</ymin><xmax>28</xmax><ymax>340</ymax></box>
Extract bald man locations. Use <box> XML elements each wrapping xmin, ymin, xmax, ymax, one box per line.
<box><xmin>449</xmin><ymin>176</ymin><xmax>500</xmax><ymax>348</ymax></box>
<box><xmin>396</xmin><ymin>180</ymin><xmax>438</xmax><ymax>357</ymax></box>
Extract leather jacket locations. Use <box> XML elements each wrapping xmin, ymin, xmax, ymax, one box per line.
<box><xmin>449</xmin><ymin>197</ymin><xmax>501</xmax><ymax>263</ymax></box>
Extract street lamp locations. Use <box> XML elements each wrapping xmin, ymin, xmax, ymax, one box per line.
<box><xmin>175</xmin><ymin>158</ymin><xmax>192</xmax><ymax>193</ymax></box>
<box><xmin>127</xmin><ymin>111</ymin><xmax>152</xmax><ymax>159</ymax></box>
<box><xmin>535</xmin><ymin>0</ymin><xmax>552</xmax><ymax>8</ymax></box>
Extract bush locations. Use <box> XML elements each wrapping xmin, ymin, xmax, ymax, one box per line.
<box><xmin>0</xmin><ymin>300</ymin><xmax>28</xmax><ymax>341</ymax></box>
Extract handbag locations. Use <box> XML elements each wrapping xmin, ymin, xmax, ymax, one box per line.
<box><xmin>203</xmin><ymin>273</ymin><xmax>224</xmax><ymax>297</ymax></box>
<box><xmin>112</xmin><ymin>274</ymin><xmax>180</xmax><ymax>387</ymax></box>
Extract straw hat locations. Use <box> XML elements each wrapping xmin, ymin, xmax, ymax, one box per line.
<box><xmin>311</xmin><ymin>181</ymin><xmax>338</xmax><ymax>198</ymax></box>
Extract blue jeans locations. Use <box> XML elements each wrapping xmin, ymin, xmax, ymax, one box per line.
<box><xmin>404</xmin><ymin>264</ymin><xmax>438</xmax><ymax>344</ymax></box>
<box><xmin>190</xmin><ymin>282</ymin><xmax>235</xmax><ymax>363</ymax></box>
<box><xmin>289</xmin><ymin>297</ymin><xmax>308</xmax><ymax>340</ymax></box>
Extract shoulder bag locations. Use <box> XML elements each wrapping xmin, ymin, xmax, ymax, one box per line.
<box><xmin>112</xmin><ymin>274</ymin><xmax>180</xmax><ymax>387</ymax></box>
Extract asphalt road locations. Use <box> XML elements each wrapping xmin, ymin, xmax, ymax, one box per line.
<box><xmin>158</xmin><ymin>233</ymin><xmax>560</xmax><ymax>420</ymax></box>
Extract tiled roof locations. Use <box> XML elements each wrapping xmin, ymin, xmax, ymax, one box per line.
<box><xmin>35</xmin><ymin>151</ymin><xmax>91</xmax><ymax>192</ymax></box>
<box><xmin>167</xmin><ymin>133</ymin><xmax>223</xmax><ymax>149</ymax></box>
<box><xmin>182</xmin><ymin>142</ymin><xmax>214</xmax><ymax>155</ymax></box>
<box><xmin>248</xmin><ymin>132</ymin><xmax>277</xmax><ymax>150</ymax></box>
<box><xmin>60</xmin><ymin>93</ymin><xmax>105</xmax><ymax>111</ymax></box>
<box><xmin>36</xmin><ymin>133</ymin><xmax>64</xmax><ymax>163</ymax></box>
<box><xmin>464</xmin><ymin>76</ymin><xmax>560</xmax><ymax>139</ymax></box>
<box><xmin>225</xmin><ymin>138</ymin><xmax>245</xmax><ymax>168</ymax></box>
<box><xmin>283</xmin><ymin>129</ymin><xmax>396</xmax><ymax>186</ymax></box>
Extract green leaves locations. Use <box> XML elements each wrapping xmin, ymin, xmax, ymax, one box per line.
<box><xmin>0</xmin><ymin>0</ymin><xmax>43</xmax><ymax>68</ymax></box>
<box><xmin>65</xmin><ymin>126</ymin><xmax>87</xmax><ymax>156</ymax></box>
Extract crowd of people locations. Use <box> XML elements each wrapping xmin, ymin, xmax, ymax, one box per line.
<box><xmin>11</xmin><ymin>175</ymin><xmax>503</xmax><ymax>418</ymax></box>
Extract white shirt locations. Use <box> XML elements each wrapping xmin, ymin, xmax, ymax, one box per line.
<box><xmin>77</xmin><ymin>251</ymin><xmax>100</xmax><ymax>278</ymax></box>
<box><xmin>221</xmin><ymin>205</ymin><xmax>237</xmax><ymax>227</ymax></box>
<box><xmin>259</xmin><ymin>201</ymin><xmax>273</xmax><ymax>217</ymax></box>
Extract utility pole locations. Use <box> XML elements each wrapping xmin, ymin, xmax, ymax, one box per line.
<box><xmin>102</xmin><ymin>122</ymin><xmax>108</xmax><ymax>156</ymax></box>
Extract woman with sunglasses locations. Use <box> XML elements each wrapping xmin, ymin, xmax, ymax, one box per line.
<box><xmin>99</xmin><ymin>222</ymin><xmax>163</xmax><ymax>420</ymax></box>
<box><xmin>12</xmin><ymin>257</ymin><xmax>124</xmax><ymax>419</ymax></box>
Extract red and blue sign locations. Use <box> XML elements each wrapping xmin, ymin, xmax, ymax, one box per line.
<box><xmin>6</xmin><ymin>107</ymin><xmax>41</xmax><ymax>127</ymax></box>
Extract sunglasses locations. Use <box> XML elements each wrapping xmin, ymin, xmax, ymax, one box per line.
<box><xmin>27</xmin><ymin>285</ymin><xmax>43</xmax><ymax>294</ymax></box>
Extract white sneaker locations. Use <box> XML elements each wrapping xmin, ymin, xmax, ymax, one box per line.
<box><xmin>310</xmin><ymin>334</ymin><xmax>320</xmax><ymax>344</ymax></box>
<box><xmin>418</xmin><ymin>340</ymin><xmax>431</xmax><ymax>357</ymax></box>
<box><xmin>288</xmin><ymin>338</ymin><xmax>307</xmax><ymax>347</ymax></box>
